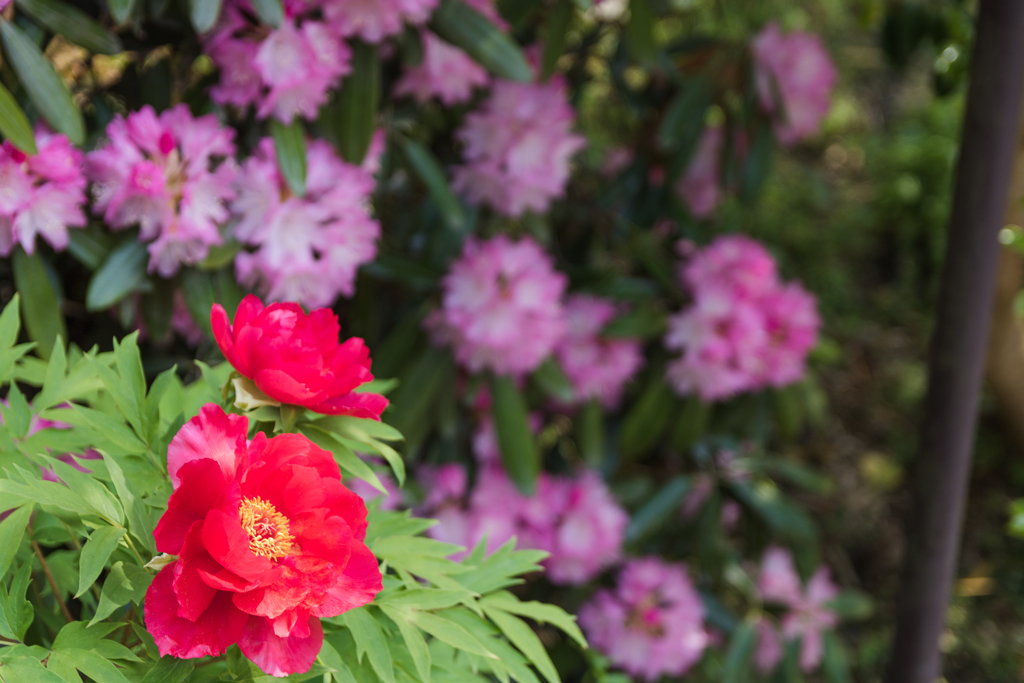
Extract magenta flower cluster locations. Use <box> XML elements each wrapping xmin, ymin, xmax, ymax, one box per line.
<box><xmin>419</xmin><ymin>425</ymin><xmax>627</xmax><ymax>585</ymax></box>
<box><xmin>756</xmin><ymin>546</ymin><xmax>840</xmax><ymax>673</ymax></box>
<box><xmin>0</xmin><ymin>128</ymin><xmax>87</xmax><ymax>257</ymax></box>
<box><xmin>578</xmin><ymin>557</ymin><xmax>709</xmax><ymax>681</ymax></box>
<box><xmin>452</xmin><ymin>75</ymin><xmax>586</xmax><ymax>217</ymax></box>
<box><xmin>232</xmin><ymin>137</ymin><xmax>381</xmax><ymax>308</ymax></box>
<box><xmin>664</xmin><ymin>235</ymin><xmax>820</xmax><ymax>402</ymax></box>
<box><xmin>752</xmin><ymin>22</ymin><xmax>838</xmax><ymax>146</ymax></box>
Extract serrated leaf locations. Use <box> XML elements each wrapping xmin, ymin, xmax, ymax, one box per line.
<box><xmin>453</xmin><ymin>541</ymin><xmax>547</xmax><ymax>596</ymax></box>
<box><xmin>408</xmin><ymin>611</ymin><xmax>497</xmax><ymax>659</ymax></box>
<box><xmin>482</xmin><ymin>607</ymin><xmax>558</xmax><ymax>683</ymax></box>
<box><xmin>334</xmin><ymin>42</ymin><xmax>380</xmax><ymax>164</ymax></box>
<box><xmin>0</xmin><ymin>293</ymin><xmax>21</xmax><ymax>352</ymax></box>
<box><xmin>402</xmin><ymin>139</ymin><xmax>464</xmax><ymax>232</ymax></box>
<box><xmin>44</xmin><ymin>457</ymin><xmax>124</xmax><ymax>524</ymax></box>
<box><xmin>1</xmin><ymin>562</ymin><xmax>35</xmax><ymax>641</ymax></box>
<box><xmin>379</xmin><ymin>606</ymin><xmax>432</xmax><ymax>683</ymax></box>
<box><xmin>12</xmin><ymin>248</ymin><xmax>66</xmax><ymax>361</ymax></box>
<box><xmin>0</xmin><ymin>657</ymin><xmax>67</xmax><ymax>683</ymax></box>
<box><xmin>189</xmin><ymin>0</ymin><xmax>223</xmax><ymax>32</ymax></box>
<box><xmin>103</xmin><ymin>453</ymin><xmax>157</xmax><ymax>554</ymax></box>
<box><xmin>14</xmin><ymin>0</ymin><xmax>123</xmax><ymax>54</ymax></box>
<box><xmin>343</xmin><ymin>608</ymin><xmax>396</xmax><ymax>683</ymax></box>
<box><xmin>490</xmin><ymin>375</ymin><xmax>539</xmax><ymax>495</ymax></box>
<box><xmin>271</xmin><ymin>118</ymin><xmax>307</xmax><ymax>196</ymax></box>
<box><xmin>0</xmin><ymin>476</ymin><xmax>95</xmax><ymax>519</ymax></box>
<box><xmin>479</xmin><ymin>591</ymin><xmax>585</xmax><ymax>648</ymax></box>
<box><xmin>0</xmin><ymin>21</ymin><xmax>84</xmax><ymax>145</ymax></box>
<box><xmin>76</xmin><ymin>526</ymin><xmax>126</xmax><ymax>598</ymax></box>
<box><xmin>85</xmin><ymin>241</ymin><xmax>149</xmax><ymax>311</ymax></box>
<box><xmin>0</xmin><ymin>505</ymin><xmax>31</xmax><ymax>581</ymax></box>
<box><xmin>139</xmin><ymin>656</ymin><xmax>194</xmax><ymax>683</ymax></box>
<box><xmin>91</xmin><ymin>561</ymin><xmax>153</xmax><ymax>625</ymax></box>
<box><xmin>430</xmin><ymin>0</ymin><xmax>532</xmax><ymax>82</ymax></box>
<box><xmin>0</xmin><ymin>80</ymin><xmax>36</xmax><ymax>154</ymax></box>
<box><xmin>300</xmin><ymin>424</ymin><xmax>387</xmax><ymax>494</ymax></box>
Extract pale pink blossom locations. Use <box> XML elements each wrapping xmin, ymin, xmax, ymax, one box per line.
<box><xmin>427</xmin><ymin>235</ymin><xmax>567</xmax><ymax>376</ymax></box>
<box><xmin>665</xmin><ymin>235</ymin><xmax>819</xmax><ymax>401</ymax></box>
<box><xmin>676</xmin><ymin>124</ymin><xmax>723</xmax><ymax>219</ymax></box>
<box><xmin>394</xmin><ymin>32</ymin><xmax>490</xmax><ymax>105</ymax></box>
<box><xmin>555</xmin><ymin>294</ymin><xmax>643</xmax><ymax>408</ymax></box>
<box><xmin>751</xmin><ymin>22</ymin><xmax>837</xmax><ymax>146</ymax></box>
<box><xmin>206</xmin><ymin>1</ymin><xmax>351</xmax><ymax>123</ymax></box>
<box><xmin>754</xmin><ymin>619</ymin><xmax>784</xmax><ymax>674</ymax></box>
<box><xmin>85</xmin><ymin>105</ymin><xmax>235</xmax><ymax>277</ymax></box>
<box><xmin>471</xmin><ymin>413</ymin><xmax>542</xmax><ymax>466</ymax></box>
<box><xmin>579</xmin><ymin>558</ymin><xmax>708</xmax><ymax>680</ymax></box>
<box><xmin>0</xmin><ymin>128</ymin><xmax>86</xmax><ymax>256</ymax></box>
<box><xmin>452</xmin><ymin>76</ymin><xmax>585</xmax><ymax>216</ymax></box>
<box><xmin>758</xmin><ymin>545</ymin><xmax>840</xmax><ymax>672</ymax></box>
<box><xmin>232</xmin><ymin>137</ymin><xmax>379</xmax><ymax>308</ymax></box>
<box><xmin>546</xmin><ymin>471</ymin><xmax>628</xmax><ymax>584</ymax></box>
<box><xmin>322</xmin><ymin>0</ymin><xmax>437</xmax><ymax>43</ymax></box>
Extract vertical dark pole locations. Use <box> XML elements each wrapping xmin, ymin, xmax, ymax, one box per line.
<box><xmin>886</xmin><ymin>2</ymin><xmax>1024</xmax><ymax>682</ymax></box>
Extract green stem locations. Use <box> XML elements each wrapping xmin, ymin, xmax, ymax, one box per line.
<box><xmin>123</xmin><ymin>533</ymin><xmax>147</xmax><ymax>568</ymax></box>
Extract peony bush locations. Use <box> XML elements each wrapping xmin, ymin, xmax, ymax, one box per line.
<box><xmin>0</xmin><ymin>0</ymin><xmax>875</xmax><ymax>680</ymax></box>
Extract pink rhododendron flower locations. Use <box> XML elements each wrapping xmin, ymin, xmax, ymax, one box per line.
<box><xmin>347</xmin><ymin>471</ymin><xmax>401</xmax><ymax>511</ymax></box>
<box><xmin>206</xmin><ymin>0</ymin><xmax>351</xmax><ymax>123</ymax></box>
<box><xmin>751</xmin><ymin>22</ymin><xmax>837</xmax><ymax>146</ymax></box>
<box><xmin>554</xmin><ymin>294</ymin><xmax>643</xmax><ymax>408</ymax></box>
<box><xmin>394</xmin><ymin>32</ymin><xmax>490</xmax><ymax>105</ymax></box>
<box><xmin>420</xmin><ymin>462</ymin><xmax>625</xmax><ymax>584</ymax></box>
<box><xmin>664</xmin><ymin>235</ymin><xmax>819</xmax><ymax>401</ymax></box>
<box><xmin>579</xmin><ymin>558</ymin><xmax>709</xmax><ymax>680</ymax></box>
<box><xmin>0</xmin><ymin>128</ymin><xmax>86</xmax><ymax>256</ymax></box>
<box><xmin>232</xmin><ymin>138</ymin><xmax>379</xmax><ymax>308</ymax></box>
<box><xmin>322</xmin><ymin>0</ymin><xmax>437</xmax><ymax>43</ymax></box>
<box><xmin>85</xmin><ymin>105</ymin><xmax>236</xmax><ymax>277</ymax></box>
<box><xmin>471</xmin><ymin>413</ymin><xmax>541</xmax><ymax>466</ymax></box>
<box><xmin>754</xmin><ymin>619</ymin><xmax>784</xmax><ymax>674</ymax></box>
<box><xmin>758</xmin><ymin>545</ymin><xmax>840</xmax><ymax>672</ymax></box>
<box><xmin>427</xmin><ymin>235</ymin><xmax>567</xmax><ymax>376</ymax></box>
<box><xmin>676</xmin><ymin>124</ymin><xmax>723</xmax><ymax>219</ymax></box>
<box><xmin>171</xmin><ymin>291</ymin><xmax>205</xmax><ymax>347</ymax></box>
<box><xmin>452</xmin><ymin>75</ymin><xmax>585</xmax><ymax>216</ymax></box>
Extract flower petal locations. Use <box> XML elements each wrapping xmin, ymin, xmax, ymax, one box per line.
<box><xmin>154</xmin><ymin>458</ymin><xmax>238</xmax><ymax>555</ymax></box>
<box><xmin>167</xmin><ymin>404</ymin><xmax>249</xmax><ymax>489</ymax></box>
<box><xmin>311</xmin><ymin>541</ymin><xmax>381</xmax><ymax>617</ymax></box>
<box><xmin>309</xmin><ymin>392</ymin><xmax>388</xmax><ymax>420</ymax></box>
<box><xmin>238</xmin><ymin>613</ymin><xmax>324</xmax><ymax>678</ymax></box>
<box><xmin>203</xmin><ymin>507</ymin><xmax>274</xmax><ymax>583</ymax></box>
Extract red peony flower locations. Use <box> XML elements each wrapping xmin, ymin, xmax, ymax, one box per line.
<box><xmin>211</xmin><ymin>294</ymin><xmax>388</xmax><ymax>420</ymax></box>
<box><xmin>145</xmin><ymin>404</ymin><xmax>382</xmax><ymax>676</ymax></box>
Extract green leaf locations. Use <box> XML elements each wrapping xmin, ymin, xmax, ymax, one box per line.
<box><xmin>0</xmin><ymin>657</ymin><xmax>67</xmax><ymax>683</ymax></box>
<box><xmin>378</xmin><ymin>606</ymin><xmax>432</xmax><ymax>683</ymax></box>
<box><xmin>624</xmin><ymin>476</ymin><xmax>690</xmax><ymax>546</ymax></box>
<box><xmin>252</xmin><ymin>0</ymin><xmax>283</xmax><ymax>26</ymax></box>
<box><xmin>0</xmin><ymin>21</ymin><xmax>84</xmax><ymax>145</ymax></box>
<box><xmin>56</xmin><ymin>649</ymin><xmax>133</xmax><ymax>683</ymax></box>
<box><xmin>624</xmin><ymin>0</ymin><xmax>655</xmax><ymax>64</ymax></box>
<box><xmin>430</xmin><ymin>0</ymin><xmax>532</xmax><ymax>82</ymax></box>
<box><xmin>531</xmin><ymin>357</ymin><xmax>573</xmax><ymax>405</ymax></box>
<box><xmin>0</xmin><ymin>293</ymin><xmax>21</xmax><ymax>352</ymax></box>
<box><xmin>490</xmin><ymin>375</ymin><xmax>539</xmax><ymax>495</ymax></box>
<box><xmin>76</xmin><ymin>526</ymin><xmax>126</xmax><ymax>598</ymax></box>
<box><xmin>657</xmin><ymin>77</ymin><xmax>711</xmax><ymax>155</ymax></box>
<box><xmin>378</xmin><ymin>589</ymin><xmax>471</xmax><ymax>611</ymax></box>
<box><xmin>479</xmin><ymin>591</ymin><xmax>586</xmax><ymax>649</ymax></box>
<box><xmin>821</xmin><ymin>632</ymin><xmax>850</xmax><ymax>683</ymax></box>
<box><xmin>44</xmin><ymin>456</ymin><xmax>124</xmax><ymax>524</ymax></box>
<box><xmin>300</xmin><ymin>424</ymin><xmax>387</xmax><ymax>493</ymax></box>
<box><xmin>729</xmin><ymin>481</ymin><xmax>817</xmax><ymax>546</ymax></box>
<box><xmin>2</xmin><ymin>382</ymin><xmax>31</xmax><ymax>438</ymax></box>
<box><xmin>617</xmin><ymin>377</ymin><xmax>674</xmax><ymax>460</ymax></box>
<box><xmin>14</xmin><ymin>0</ymin><xmax>123</xmax><ymax>54</ymax></box>
<box><xmin>722</xmin><ymin>619</ymin><xmax>756</xmax><ymax>683</ymax></box>
<box><xmin>189</xmin><ymin>0</ymin><xmax>223</xmax><ymax>32</ymax></box>
<box><xmin>114</xmin><ymin>333</ymin><xmax>147</xmax><ymax>433</ymax></box>
<box><xmin>343</xmin><ymin>608</ymin><xmax>396</xmax><ymax>683</ymax></box>
<box><xmin>576</xmin><ymin>399</ymin><xmax>604</xmax><ymax>469</ymax></box>
<box><xmin>91</xmin><ymin>561</ymin><xmax>153</xmax><ymax>625</ymax></box>
<box><xmin>12</xmin><ymin>248</ymin><xmax>66</xmax><ymax>361</ymax></box>
<box><xmin>334</xmin><ymin>41</ymin><xmax>380</xmax><ymax>164</ymax></box>
<box><xmin>739</xmin><ymin>124</ymin><xmax>773</xmax><ymax>203</ymax></box>
<box><xmin>106</xmin><ymin>0</ymin><xmax>134</xmax><ymax>23</ymax></box>
<box><xmin>825</xmin><ymin>589</ymin><xmax>873</xmax><ymax>620</ymax></box>
<box><xmin>601</xmin><ymin>305</ymin><xmax>665</xmax><ymax>339</ymax></box>
<box><xmin>85</xmin><ymin>241</ymin><xmax>149</xmax><ymax>311</ymax></box>
<box><xmin>669</xmin><ymin>397</ymin><xmax>710</xmax><ymax>452</ymax></box>
<box><xmin>0</xmin><ymin>505</ymin><xmax>32</xmax><ymax>580</ymax></box>
<box><xmin>1</xmin><ymin>562</ymin><xmax>35</xmax><ymax>641</ymax></box>
<box><xmin>540</xmin><ymin>0</ymin><xmax>572</xmax><ymax>79</ymax></box>
<box><xmin>0</xmin><ymin>474</ymin><xmax>96</xmax><ymax>519</ymax></box>
<box><xmin>0</xmin><ymin>80</ymin><xmax>36</xmax><ymax>154</ymax></box>
<box><xmin>770</xmin><ymin>385</ymin><xmax>804</xmax><ymax>441</ymax></box>
<box><xmin>103</xmin><ymin>453</ymin><xmax>157</xmax><ymax>554</ymax></box>
<box><xmin>139</xmin><ymin>657</ymin><xmax>195</xmax><ymax>683</ymax></box>
<box><xmin>482</xmin><ymin>607</ymin><xmax>558</xmax><ymax>683</ymax></box>
<box><xmin>453</xmin><ymin>541</ymin><xmax>546</xmax><ymax>595</ymax></box>
<box><xmin>66</xmin><ymin>227</ymin><xmax>113</xmax><ymax>270</ymax></box>
<box><xmin>52</xmin><ymin>622</ymin><xmax>139</xmax><ymax>661</ymax></box>
<box><xmin>408</xmin><ymin>610</ymin><xmax>497</xmax><ymax>659</ymax></box>
<box><xmin>271</xmin><ymin>118</ymin><xmax>307</xmax><ymax>196</ymax></box>
<box><xmin>402</xmin><ymin>139</ymin><xmax>465</xmax><ymax>232</ymax></box>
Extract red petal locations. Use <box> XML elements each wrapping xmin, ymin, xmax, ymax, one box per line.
<box><xmin>154</xmin><ymin>458</ymin><xmax>238</xmax><ymax>555</ymax></box>
<box><xmin>232</xmin><ymin>565</ymin><xmax>307</xmax><ymax>619</ymax></box>
<box><xmin>311</xmin><ymin>541</ymin><xmax>382</xmax><ymax>618</ymax></box>
<box><xmin>172</xmin><ymin>523</ymin><xmax>217</xmax><ymax>620</ymax></box>
<box><xmin>241</xmin><ymin>434</ymin><xmax>340</xmax><ymax>502</ymax></box>
<box><xmin>144</xmin><ymin>564</ymin><xmax>249</xmax><ymax>660</ymax></box>
<box><xmin>238</xmin><ymin>614</ymin><xmax>323</xmax><ymax>678</ymax></box>
<box><xmin>202</xmin><ymin>508</ymin><xmax>273</xmax><ymax>583</ymax></box>
<box><xmin>310</xmin><ymin>392</ymin><xmax>389</xmax><ymax>421</ymax></box>
<box><xmin>253</xmin><ymin>367</ymin><xmax>321</xmax><ymax>406</ymax></box>
<box><xmin>211</xmin><ymin>303</ymin><xmax>247</xmax><ymax>376</ymax></box>
<box><xmin>167</xmin><ymin>404</ymin><xmax>249</xmax><ymax>489</ymax></box>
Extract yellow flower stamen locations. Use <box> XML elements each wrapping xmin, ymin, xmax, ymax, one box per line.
<box><xmin>239</xmin><ymin>496</ymin><xmax>294</xmax><ymax>559</ymax></box>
